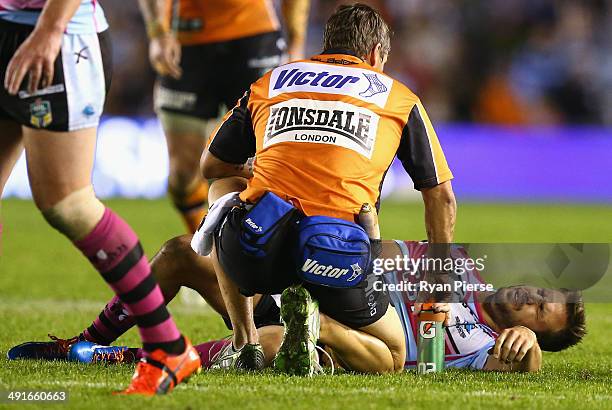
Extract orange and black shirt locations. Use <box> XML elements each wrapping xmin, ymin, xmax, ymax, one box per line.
<box><xmin>166</xmin><ymin>0</ymin><xmax>280</xmax><ymax>45</ymax></box>
<box><xmin>207</xmin><ymin>51</ymin><xmax>453</xmax><ymax>221</ymax></box>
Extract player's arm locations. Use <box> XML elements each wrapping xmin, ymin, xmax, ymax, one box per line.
<box><xmin>281</xmin><ymin>0</ymin><xmax>311</xmax><ymax>61</ymax></box>
<box><xmin>201</xmin><ymin>92</ymin><xmax>256</xmax><ymax>180</ymax></box>
<box><xmin>397</xmin><ymin>100</ymin><xmax>456</xmax><ymax>243</ymax></box>
<box><xmin>138</xmin><ymin>0</ymin><xmax>182</xmax><ymax>78</ymax></box>
<box><xmin>4</xmin><ymin>0</ymin><xmax>82</xmax><ymax>94</ymax></box>
<box><xmin>201</xmin><ymin>154</ymin><xmax>254</xmax><ymax>179</ymax></box>
<box><xmin>483</xmin><ymin>326</ymin><xmax>542</xmax><ymax>372</ymax></box>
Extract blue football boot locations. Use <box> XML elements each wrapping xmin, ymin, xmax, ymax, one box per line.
<box><xmin>7</xmin><ymin>334</ymin><xmax>81</xmax><ymax>361</ymax></box>
<box><xmin>68</xmin><ymin>341</ymin><xmax>136</xmax><ymax>364</ymax></box>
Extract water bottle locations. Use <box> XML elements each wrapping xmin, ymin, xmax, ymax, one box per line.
<box><xmin>417</xmin><ymin>303</ymin><xmax>445</xmax><ymax>374</ymax></box>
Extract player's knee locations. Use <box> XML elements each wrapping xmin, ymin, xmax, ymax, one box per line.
<box><xmin>158</xmin><ymin>109</ymin><xmax>213</xmax><ymax>140</ymax></box>
<box><xmin>40</xmin><ymin>185</ymin><xmax>105</xmax><ymax>241</ymax></box>
<box><xmin>384</xmin><ymin>331</ymin><xmax>406</xmax><ymax>373</ymax></box>
<box><xmin>158</xmin><ymin>235</ymin><xmax>209</xmax><ymax>269</ymax></box>
<box><xmin>159</xmin><ymin>235</ymin><xmax>195</xmax><ymax>261</ymax></box>
<box><xmin>160</xmin><ymin>112</ymin><xmax>211</xmax><ymax>194</ymax></box>
<box><xmin>149</xmin><ymin>235</ymin><xmax>194</xmax><ymax>285</ymax></box>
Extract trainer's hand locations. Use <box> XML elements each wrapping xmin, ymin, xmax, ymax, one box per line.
<box><xmin>4</xmin><ymin>27</ymin><xmax>63</xmax><ymax>95</ymax></box>
<box><xmin>413</xmin><ymin>302</ymin><xmax>451</xmax><ymax>326</ymax></box>
<box><xmin>493</xmin><ymin>326</ymin><xmax>537</xmax><ymax>363</ymax></box>
<box><xmin>149</xmin><ymin>33</ymin><xmax>182</xmax><ymax>79</ymax></box>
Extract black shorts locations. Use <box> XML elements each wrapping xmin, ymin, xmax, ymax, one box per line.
<box><xmin>155</xmin><ymin>31</ymin><xmax>284</xmax><ymax>119</ymax></box>
<box><xmin>216</xmin><ymin>208</ymin><xmax>390</xmax><ymax>329</ymax></box>
<box><xmin>0</xmin><ymin>19</ymin><xmax>112</xmax><ymax>131</ymax></box>
<box><xmin>221</xmin><ymin>294</ymin><xmax>282</xmax><ymax>330</ymax></box>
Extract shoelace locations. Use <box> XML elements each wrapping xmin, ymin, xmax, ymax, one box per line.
<box><xmin>315</xmin><ymin>345</ymin><xmax>334</xmax><ymax>375</ymax></box>
<box><xmin>47</xmin><ymin>334</ymin><xmax>79</xmax><ymax>357</ymax></box>
<box><xmin>92</xmin><ymin>348</ymin><xmax>129</xmax><ymax>364</ymax></box>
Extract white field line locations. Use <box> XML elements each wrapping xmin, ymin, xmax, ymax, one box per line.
<box><xmin>0</xmin><ymin>297</ymin><xmax>215</xmax><ymax>316</ymax></box>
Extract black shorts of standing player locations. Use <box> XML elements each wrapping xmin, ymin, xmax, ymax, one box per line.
<box><xmin>0</xmin><ymin>19</ymin><xmax>112</xmax><ymax>131</ymax></box>
<box><xmin>215</xmin><ymin>207</ymin><xmax>390</xmax><ymax>329</ymax></box>
<box><xmin>155</xmin><ymin>31</ymin><xmax>285</xmax><ymax>119</ymax></box>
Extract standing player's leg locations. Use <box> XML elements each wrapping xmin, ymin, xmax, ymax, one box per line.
<box><xmin>0</xmin><ymin>120</ymin><xmax>23</xmax><ymax>196</ymax></box>
<box><xmin>22</xmin><ymin>126</ymin><xmax>200</xmax><ymax>393</ymax></box>
<box><xmin>0</xmin><ymin>120</ymin><xmax>23</xmax><ymax>252</ymax></box>
<box><xmin>158</xmin><ymin>110</ymin><xmax>213</xmax><ymax>233</ymax></box>
<box><xmin>24</xmin><ymin>127</ymin><xmax>185</xmax><ymax>354</ymax></box>
<box><xmin>154</xmin><ymin>42</ymin><xmax>222</xmax><ymax>234</ymax></box>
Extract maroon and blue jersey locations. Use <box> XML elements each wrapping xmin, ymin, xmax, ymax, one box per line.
<box><xmin>383</xmin><ymin>241</ymin><xmax>498</xmax><ymax>370</ymax></box>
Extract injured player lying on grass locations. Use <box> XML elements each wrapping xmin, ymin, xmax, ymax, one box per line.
<box><xmin>8</xmin><ymin>236</ymin><xmax>586</xmax><ymax>373</ymax></box>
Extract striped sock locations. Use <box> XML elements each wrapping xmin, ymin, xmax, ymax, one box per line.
<box><xmin>170</xmin><ymin>180</ymin><xmax>208</xmax><ymax>233</ymax></box>
<box><xmin>75</xmin><ymin>208</ymin><xmax>185</xmax><ymax>354</ymax></box>
<box><xmin>82</xmin><ymin>296</ymin><xmax>135</xmax><ymax>345</ymax></box>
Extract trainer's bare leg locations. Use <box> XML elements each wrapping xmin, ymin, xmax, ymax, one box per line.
<box><xmin>316</xmin><ymin>240</ymin><xmax>406</xmax><ymax>373</ymax></box>
<box><xmin>319</xmin><ymin>307</ymin><xmax>405</xmax><ymax>374</ymax></box>
<box><xmin>206</xmin><ymin>175</ymin><xmax>259</xmax><ymax>348</ymax></box>
<box><xmin>211</xmin><ymin>242</ymin><xmax>259</xmax><ymax>348</ymax></box>
<box><xmin>207</xmin><ymin>176</ymin><xmax>257</xmax><ymax>348</ymax></box>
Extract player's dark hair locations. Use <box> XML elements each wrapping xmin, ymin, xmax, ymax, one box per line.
<box><xmin>323</xmin><ymin>3</ymin><xmax>391</xmax><ymax>60</ymax></box>
<box><xmin>536</xmin><ymin>289</ymin><xmax>586</xmax><ymax>352</ymax></box>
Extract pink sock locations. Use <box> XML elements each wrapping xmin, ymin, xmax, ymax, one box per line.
<box><xmin>75</xmin><ymin>208</ymin><xmax>183</xmax><ymax>353</ymax></box>
<box><xmin>83</xmin><ymin>296</ymin><xmax>135</xmax><ymax>345</ymax></box>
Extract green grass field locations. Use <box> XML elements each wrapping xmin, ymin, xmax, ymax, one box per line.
<box><xmin>1</xmin><ymin>199</ymin><xmax>611</xmax><ymax>409</ymax></box>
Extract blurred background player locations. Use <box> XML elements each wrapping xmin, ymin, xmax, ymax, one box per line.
<box><xmin>0</xmin><ymin>0</ymin><xmax>199</xmax><ymax>395</ymax></box>
<box><xmin>138</xmin><ymin>0</ymin><xmax>310</xmax><ymax>233</ymax></box>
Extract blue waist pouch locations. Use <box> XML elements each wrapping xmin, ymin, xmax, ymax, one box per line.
<box><xmin>239</xmin><ymin>191</ymin><xmax>299</xmax><ymax>258</ymax></box>
<box><xmin>295</xmin><ymin>215</ymin><xmax>371</xmax><ymax>288</ymax></box>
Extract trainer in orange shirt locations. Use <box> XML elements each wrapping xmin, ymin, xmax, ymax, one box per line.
<box><xmin>201</xmin><ymin>4</ymin><xmax>456</xmax><ymax>373</ymax></box>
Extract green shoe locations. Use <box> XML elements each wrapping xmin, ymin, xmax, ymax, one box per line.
<box><xmin>274</xmin><ymin>285</ymin><xmax>320</xmax><ymax>376</ymax></box>
<box><xmin>210</xmin><ymin>342</ymin><xmax>265</xmax><ymax>371</ymax></box>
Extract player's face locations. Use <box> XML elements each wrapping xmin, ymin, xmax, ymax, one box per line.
<box><xmin>489</xmin><ymin>286</ymin><xmax>568</xmax><ymax>334</ymax></box>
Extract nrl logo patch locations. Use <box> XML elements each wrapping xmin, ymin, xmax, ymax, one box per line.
<box><xmin>29</xmin><ymin>98</ymin><xmax>53</xmax><ymax>128</ymax></box>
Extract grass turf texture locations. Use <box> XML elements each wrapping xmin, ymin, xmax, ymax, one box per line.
<box><xmin>0</xmin><ymin>199</ymin><xmax>611</xmax><ymax>409</ymax></box>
